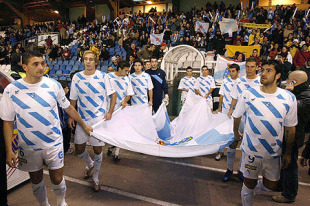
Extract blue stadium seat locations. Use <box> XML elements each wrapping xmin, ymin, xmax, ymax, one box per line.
<box><xmin>101</xmin><ymin>66</ymin><xmax>108</xmax><ymax>73</ymax></box>
<box><xmin>60</xmin><ymin>65</ymin><xmax>66</xmax><ymax>70</ymax></box>
<box><xmin>72</xmin><ymin>56</ymin><xmax>77</xmax><ymax>61</ymax></box>
<box><xmin>69</xmin><ymin>60</ymin><xmax>75</xmax><ymax>65</ymax></box>
<box><xmin>49</xmin><ymin>70</ymin><xmax>56</xmax><ymax>75</ymax></box>
<box><xmin>75</xmin><ymin>61</ymin><xmax>81</xmax><ymax>66</ymax></box>
<box><xmin>56</xmin><ymin>60</ymin><xmax>63</xmax><ymax>65</ymax></box>
<box><xmin>63</xmin><ymin>70</ymin><xmax>70</xmax><ymax>74</ymax></box>
<box><xmin>66</xmin><ymin>65</ymin><xmax>73</xmax><ymax>71</ymax></box>
<box><xmin>59</xmin><ymin>76</ymin><xmax>66</xmax><ymax>81</ymax></box>
<box><xmin>56</xmin><ymin>70</ymin><xmax>63</xmax><ymax>74</ymax></box>
<box><xmin>63</xmin><ymin>60</ymin><xmax>69</xmax><ymax>65</ymax></box>
<box><xmin>52</xmin><ymin>60</ymin><xmax>57</xmax><ymax>64</ymax></box>
<box><xmin>54</xmin><ymin>65</ymin><xmax>60</xmax><ymax>70</ymax></box>
<box><xmin>72</xmin><ymin>65</ymin><xmax>79</xmax><ymax>71</ymax></box>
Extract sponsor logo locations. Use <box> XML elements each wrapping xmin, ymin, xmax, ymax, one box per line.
<box><xmin>19</xmin><ymin>157</ymin><xmax>28</xmax><ymax>164</ymax></box>
<box><xmin>245</xmin><ymin>164</ymin><xmax>257</xmax><ymax>170</ymax></box>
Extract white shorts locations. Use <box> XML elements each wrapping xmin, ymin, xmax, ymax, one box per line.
<box><xmin>18</xmin><ymin>143</ymin><xmax>64</xmax><ymax>172</ymax></box>
<box><xmin>240</xmin><ymin>151</ymin><xmax>281</xmax><ymax>181</ymax></box>
<box><xmin>207</xmin><ymin>99</ymin><xmax>213</xmax><ymax>109</ymax></box>
<box><xmin>74</xmin><ymin>116</ymin><xmax>105</xmax><ymax>146</ymax></box>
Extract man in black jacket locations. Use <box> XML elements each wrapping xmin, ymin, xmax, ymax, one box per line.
<box><xmin>212</xmin><ymin>29</ymin><xmax>226</xmax><ymax>60</ymax></box>
<box><xmin>273</xmin><ymin>70</ymin><xmax>310</xmax><ymax>203</ymax></box>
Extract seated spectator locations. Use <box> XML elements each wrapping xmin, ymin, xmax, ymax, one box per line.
<box><xmin>293</xmin><ymin>44</ymin><xmax>310</xmax><ymax>69</ymax></box>
<box><xmin>62</xmin><ymin>47</ymin><xmax>71</xmax><ymax>60</ymax></box>
<box><xmin>116</xmin><ymin>54</ymin><xmax>123</xmax><ymax>62</ymax></box>
<box><xmin>110</xmin><ymin>56</ymin><xmax>118</xmax><ymax>71</ymax></box>
<box><xmin>99</xmin><ymin>46</ymin><xmax>109</xmax><ymax>61</ymax></box>
<box><xmin>268</xmin><ymin>43</ymin><xmax>280</xmax><ymax>60</ymax></box>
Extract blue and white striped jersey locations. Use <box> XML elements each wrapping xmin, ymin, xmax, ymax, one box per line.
<box><xmin>231</xmin><ymin>76</ymin><xmax>261</xmax><ymax>100</ymax></box>
<box><xmin>194</xmin><ymin>75</ymin><xmax>216</xmax><ymax>100</ymax></box>
<box><xmin>129</xmin><ymin>72</ymin><xmax>153</xmax><ymax>105</ymax></box>
<box><xmin>106</xmin><ymin>72</ymin><xmax>134</xmax><ymax>110</ymax></box>
<box><xmin>0</xmin><ymin>77</ymin><xmax>70</xmax><ymax>150</ymax></box>
<box><xmin>70</xmin><ymin>70</ymin><xmax>115</xmax><ymax>121</ymax></box>
<box><xmin>218</xmin><ymin>77</ymin><xmax>237</xmax><ymax>113</ymax></box>
<box><xmin>233</xmin><ymin>87</ymin><xmax>297</xmax><ymax>159</ymax></box>
<box><xmin>178</xmin><ymin>76</ymin><xmax>196</xmax><ymax>102</ymax></box>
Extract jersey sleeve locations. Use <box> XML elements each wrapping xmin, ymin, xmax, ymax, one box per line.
<box><xmin>218</xmin><ymin>82</ymin><xmax>225</xmax><ymax>96</ymax></box>
<box><xmin>211</xmin><ymin>77</ymin><xmax>216</xmax><ymax>89</ymax></box>
<box><xmin>126</xmin><ymin>79</ymin><xmax>134</xmax><ymax>96</ymax></box>
<box><xmin>284</xmin><ymin>93</ymin><xmax>298</xmax><ymax>127</ymax></box>
<box><xmin>56</xmin><ymin>82</ymin><xmax>70</xmax><ymax>109</ymax></box>
<box><xmin>147</xmin><ymin>74</ymin><xmax>154</xmax><ymax>90</ymax></box>
<box><xmin>69</xmin><ymin>74</ymin><xmax>78</xmax><ymax>100</ymax></box>
<box><xmin>232</xmin><ymin>90</ymin><xmax>248</xmax><ymax>118</ymax></box>
<box><xmin>178</xmin><ymin>79</ymin><xmax>185</xmax><ymax>90</ymax></box>
<box><xmin>0</xmin><ymin>87</ymin><xmax>16</xmax><ymax>121</ymax></box>
<box><xmin>104</xmin><ymin>75</ymin><xmax>116</xmax><ymax>96</ymax></box>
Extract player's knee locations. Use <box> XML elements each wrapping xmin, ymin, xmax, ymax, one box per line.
<box><xmin>75</xmin><ymin>144</ymin><xmax>85</xmax><ymax>155</ymax></box>
<box><xmin>93</xmin><ymin>146</ymin><xmax>102</xmax><ymax>155</ymax></box>
<box><xmin>51</xmin><ymin>175</ymin><xmax>63</xmax><ymax>185</ymax></box>
<box><xmin>244</xmin><ymin>178</ymin><xmax>257</xmax><ymax>190</ymax></box>
<box><xmin>262</xmin><ymin>178</ymin><xmax>277</xmax><ymax>190</ymax></box>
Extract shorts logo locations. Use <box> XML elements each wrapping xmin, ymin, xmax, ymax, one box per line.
<box><xmin>245</xmin><ymin>164</ymin><xmax>257</xmax><ymax>170</ymax></box>
<box><xmin>58</xmin><ymin>151</ymin><xmax>64</xmax><ymax>159</ymax></box>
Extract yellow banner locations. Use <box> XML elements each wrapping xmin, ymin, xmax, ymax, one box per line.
<box><xmin>226</xmin><ymin>45</ymin><xmax>261</xmax><ymax>59</ymax></box>
<box><xmin>242</xmin><ymin>23</ymin><xmax>271</xmax><ymax>29</ymax></box>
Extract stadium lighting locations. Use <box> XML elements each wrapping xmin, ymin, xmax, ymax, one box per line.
<box><xmin>54</xmin><ymin>10</ymin><xmax>59</xmax><ymax>14</ymax></box>
<box><xmin>146</xmin><ymin>1</ymin><xmax>152</xmax><ymax>4</ymax></box>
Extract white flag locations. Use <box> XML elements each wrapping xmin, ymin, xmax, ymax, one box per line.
<box><xmin>195</xmin><ymin>21</ymin><xmax>209</xmax><ymax>33</ymax></box>
<box><xmin>219</xmin><ymin>18</ymin><xmax>238</xmax><ymax>34</ymax></box>
<box><xmin>150</xmin><ymin>33</ymin><xmax>164</xmax><ymax>45</ymax></box>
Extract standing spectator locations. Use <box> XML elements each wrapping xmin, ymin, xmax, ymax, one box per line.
<box><xmin>99</xmin><ymin>46</ymin><xmax>109</xmax><ymax>61</ymax></box>
<box><xmin>137</xmin><ymin>44</ymin><xmax>155</xmax><ymax>62</ymax></box>
<box><xmin>212</xmin><ymin>29</ymin><xmax>226</xmax><ymax>59</ymax></box>
<box><xmin>45</xmin><ymin>36</ymin><xmax>53</xmax><ymax>48</ymax></box>
<box><xmin>124</xmin><ymin>42</ymin><xmax>138</xmax><ymax>61</ymax></box>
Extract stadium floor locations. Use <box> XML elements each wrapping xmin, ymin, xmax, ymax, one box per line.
<box><xmin>7</xmin><ymin>144</ymin><xmax>310</xmax><ymax>206</ymax></box>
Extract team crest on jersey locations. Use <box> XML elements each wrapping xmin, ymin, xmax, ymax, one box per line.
<box><xmin>15</xmin><ymin>90</ymin><xmax>19</xmax><ymax>94</ymax></box>
<box><xmin>58</xmin><ymin>151</ymin><xmax>63</xmax><ymax>159</ymax></box>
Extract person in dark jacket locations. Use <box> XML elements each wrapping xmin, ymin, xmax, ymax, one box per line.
<box><xmin>212</xmin><ymin>29</ymin><xmax>226</xmax><ymax>59</ymax></box>
<box><xmin>273</xmin><ymin>70</ymin><xmax>310</xmax><ymax>203</ymax></box>
<box><xmin>145</xmin><ymin>56</ymin><xmax>169</xmax><ymax>112</ymax></box>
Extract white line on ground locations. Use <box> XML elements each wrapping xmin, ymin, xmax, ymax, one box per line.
<box><xmin>43</xmin><ymin>170</ymin><xmax>181</xmax><ymax>206</ymax></box>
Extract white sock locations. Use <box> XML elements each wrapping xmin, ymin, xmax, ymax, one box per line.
<box><xmin>227</xmin><ymin>148</ymin><xmax>236</xmax><ymax>171</ymax></box>
<box><xmin>78</xmin><ymin>150</ymin><xmax>94</xmax><ymax>169</ymax></box>
<box><xmin>31</xmin><ymin>180</ymin><xmax>50</xmax><ymax>206</ymax></box>
<box><xmin>53</xmin><ymin>178</ymin><xmax>67</xmax><ymax>206</ymax></box>
<box><xmin>93</xmin><ymin>152</ymin><xmax>103</xmax><ymax>183</ymax></box>
<box><xmin>241</xmin><ymin>183</ymin><xmax>254</xmax><ymax>206</ymax></box>
<box><xmin>114</xmin><ymin>147</ymin><xmax>120</xmax><ymax>156</ymax></box>
<box><xmin>254</xmin><ymin>179</ymin><xmax>271</xmax><ymax>195</ymax></box>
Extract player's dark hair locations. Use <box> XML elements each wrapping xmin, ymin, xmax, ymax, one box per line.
<box><xmin>22</xmin><ymin>50</ymin><xmax>43</xmax><ymax>65</ymax></box>
<box><xmin>229</xmin><ymin>63</ymin><xmax>240</xmax><ymax>71</ymax></box>
<box><xmin>118</xmin><ymin>61</ymin><xmax>130</xmax><ymax>70</ymax></box>
<box><xmin>261</xmin><ymin>59</ymin><xmax>282</xmax><ymax>74</ymax></box>
<box><xmin>246</xmin><ymin>56</ymin><xmax>258</xmax><ymax>65</ymax></box>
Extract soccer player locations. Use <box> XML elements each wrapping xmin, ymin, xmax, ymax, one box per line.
<box><xmin>178</xmin><ymin>66</ymin><xmax>196</xmax><ymax>105</ymax></box>
<box><xmin>214</xmin><ymin>64</ymin><xmax>240</xmax><ymax>161</ymax></box>
<box><xmin>129</xmin><ymin>59</ymin><xmax>153</xmax><ymax>105</ymax></box>
<box><xmin>145</xmin><ymin>57</ymin><xmax>169</xmax><ymax>112</ymax></box>
<box><xmin>69</xmin><ymin>50</ymin><xmax>117</xmax><ymax>192</ymax></box>
<box><xmin>233</xmin><ymin>60</ymin><xmax>297</xmax><ymax>206</ymax></box>
<box><xmin>194</xmin><ymin>65</ymin><xmax>215</xmax><ymax>111</ymax></box>
<box><xmin>223</xmin><ymin>57</ymin><xmax>261</xmax><ymax>182</ymax></box>
<box><xmin>106</xmin><ymin>61</ymin><xmax>134</xmax><ymax>162</ymax></box>
<box><xmin>0</xmin><ymin>50</ymin><xmax>92</xmax><ymax>206</ymax></box>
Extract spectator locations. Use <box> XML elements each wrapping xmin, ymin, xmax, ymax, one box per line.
<box><xmin>62</xmin><ymin>47</ymin><xmax>71</xmax><ymax>60</ymax></box>
<box><xmin>293</xmin><ymin>44</ymin><xmax>310</xmax><ymax>69</ymax></box>
<box><xmin>137</xmin><ymin>44</ymin><xmax>155</xmax><ymax>62</ymax></box>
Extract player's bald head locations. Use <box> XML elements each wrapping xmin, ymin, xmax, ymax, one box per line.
<box><xmin>288</xmin><ymin>70</ymin><xmax>308</xmax><ymax>86</ymax></box>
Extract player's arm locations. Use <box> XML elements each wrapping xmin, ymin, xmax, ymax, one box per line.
<box><xmin>233</xmin><ymin>116</ymin><xmax>243</xmax><ymax>141</ymax></box>
<box><xmin>228</xmin><ymin>98</ymin><xmax>237</xmax><ymax>118</ymax></box>
<box><xmin>148</xmin><ymin>89</ymin><xmax>153</xmax><ymax>106</ymax></box>
<box><xmin>65</xmin><ymin>105</ymin><xmax>93</xmax><ymax>136</ymax></box>
<box><xmin>282</xmin><ymin>126</ymin><xmax>296</xmax><ymax>169</ymax></box>
<box><xmin>105</xmin><ymin>93</ymin><xmax>117</xmax><ymax>120</ymax></box>
<box><xmin>68</xmin><ymin>99</ymin><xmax>77</xmax><ymax>129</ymax></box>
<box><xmin>216</xmin><ymin>95</ymin><xmax>224</xmax><ymax>113</ymax></box>
<box><xmin>121</xmin><ymin>95</ymin><xmax>132</xmax><ymax>108</ymax></box>
<box><xmin>3</xmin><ymin>120</ymin><xmax>17</xmax><ymax>168</ymax></box>
<box><xmin>205</xmin><ymin>88</ymin><xmax>214</xmax><ymax>98</ymax></box>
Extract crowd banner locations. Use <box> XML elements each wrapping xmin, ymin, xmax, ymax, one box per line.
<box><xmin>226</xmin><ymin>45</ymin><xmax>260</xmax><ymax>58</ymax></box>
<box><xmin>91</xmin><ymin>92</ymin><xmax>235</xmax><ymax>158</ymax></box>
<box><xmin>195</xmin><ymin>21</ymin><xmax>209</xmax><ymax>33</ymax></box>
<box><xmin>150</xmin><ymin>33</ymin><xmax>164</xmax><ymax>45</ymax></box>
<box><xmin>213</xmin><ymin>55</ymin><xmax>246</xmax><ymax>83</ymax></box>
<box><xmin>242</xmin><ymin>23</ymin><xmax>271</xmax><ymax>29</ymax></box>
<box><xmin>219</xmin><ymin>18</ymin><xmax>238</xmax><ymax>34</ymax></box>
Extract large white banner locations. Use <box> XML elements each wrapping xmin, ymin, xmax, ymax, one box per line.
<box><xmin>214</xmin><ymin>55</ymin><xmax>246</xmax><ymax>83</ymax></box>
<box><xmin>219</xmin><ymin>18</ymin><xmax>238</xmax><ymax>34</ymax></box>
<box><xmin>91</xmin><ymin>92</ymin><xmax>235</xmax><ymax>158</ymax></box>
<box><xmin>150</xmin><ymin>33</ymin><xmax>163</xmax><ymax>45</ymax></box>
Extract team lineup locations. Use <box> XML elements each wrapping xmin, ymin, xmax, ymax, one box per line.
<box><xmin>0</xmin><ymin>49</ymin><xmax>306</xmax><ymax>206</ymax></box>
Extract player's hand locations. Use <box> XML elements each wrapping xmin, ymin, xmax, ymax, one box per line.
<box><xmin>234</xmin><ymin>131</ymin><xmax>243</xmax><ymax>141</ymax></box>
<box><xmin>6</xmin><ymin>150</ymin><xmax>18</xmax><ymax>168</ymax></box>
<box><xmin>83</xmin><ymin>125</ymin><xmax>93</xmax><ymax>136</ymax></box>
<box><xmin>162</xmin><ymin>94</ymin><xmax>169</xmax><ymax>106</ymax></box>
<box><xmin>148</xmin><ymin>100</ymin><xmax>153</xmax><ymax>106</ymax></box>
<box><xmin>68</xmin><ymin>117</ymin><xmax>75</xmax><ymax>130</ymax></box>
<box><xmin>121</xmin><ymin>101</ymin><xmax>128</xmax><ymax>108</ymax></box>
<box><xmin>205</xmin><ymin>94</ymin><xmax>209</xmax><ymax>99</ymax></box>
<box><xmin>104</xmin><ymin>112</ymin><xmax>113</xmax><ymax>120</ymax></box>
<box><xmin>227</xmin><ymin>110</ymin><xmax>233</xmax><ymax>118</ymax></box>
<box><xmin>282</xmin><ymin>153</ymin><xmax>292</xmax><ymax>169</ymax></box>
<box><xmin>285</xmin><ymin>82</ymin><xmax>294</xmax><ymax>91</ymax></box>
<box><xmin>186</xmin><ymin>89</ymin><xmax>189</xmax><ymax>92</ymax></box>
<box><xmin>300</xmin><ymin>157</ymin><xmax>309</xmax><ymax>167</ymax></box>
<box><xmin>215</xmin><ymin>108</ymin><xmax>221</xmax><ymax>114</ymax></box>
